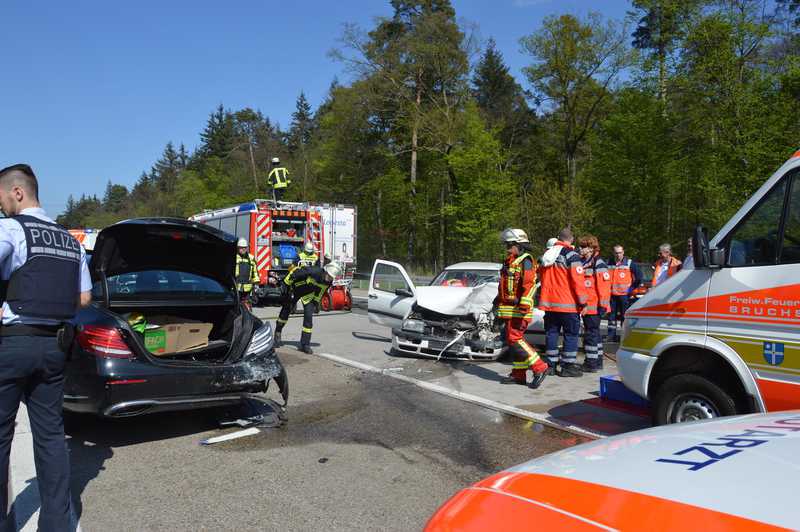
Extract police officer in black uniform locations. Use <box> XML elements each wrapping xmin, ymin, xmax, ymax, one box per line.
<box><xmin>0</xmin><ymin>164</ymin><xmax>92</xmax><ymax>532</ymax></box>
<box><xmin>274</xmin><ymin>261</ymin><xmax>341</xmax><ymax>354</ymax></box>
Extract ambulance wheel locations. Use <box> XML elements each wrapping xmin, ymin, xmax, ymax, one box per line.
<box><xmin>320</xmin><ymin>294</ymin><xmax>331</xmax><ymax>312</ymax></box>
<box><xmin>652</xmin><ymin>374</ymin><xmax>737</xmax><ymax>426</ymax></box>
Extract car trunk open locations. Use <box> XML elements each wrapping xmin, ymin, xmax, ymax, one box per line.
<box><xmin>90</xmin><ymin>218</ymin><xmax>252</xmax><ymax>365</ymax></box>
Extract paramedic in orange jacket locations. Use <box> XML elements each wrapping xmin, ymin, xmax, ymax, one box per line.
<box><xmin>577</xmin><ymin>235</ymin><xmax>611</xmax><ymax>373</ymax></box>
<box><xmin>538</xmin><ymin>228</ymin><xmax>588</xmax><ymax>377</ymax></box>
<box><xmin>495</xmin><ymin>228</ymin><xmax>549</xmax><ymax>389</ymax></box>
<box><xmin>652</xmin><ymin>243</ymin><xmax>682</xmax><ymax>287</ymax></box>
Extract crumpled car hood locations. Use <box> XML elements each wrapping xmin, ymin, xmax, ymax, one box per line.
<box><xmin>414</xmin><ymin>283</ymin><xmax>498</xmax><ymax>318</ymax></box>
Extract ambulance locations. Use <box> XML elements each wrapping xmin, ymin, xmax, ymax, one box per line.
<box><xmin>618</xmin><ymin>151</ymin><xmax>800</xmax><ymax>425</ymax></box>
<box><xmin>426</xmin><ymin>411</ymin><xmax>800</xmax><ymax>530</ymax></box>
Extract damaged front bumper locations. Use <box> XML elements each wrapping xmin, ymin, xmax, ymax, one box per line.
<box><xmin>391</xmin><ymin>327</ymin><xmax>504</xmax><ymax>361</ymax></box>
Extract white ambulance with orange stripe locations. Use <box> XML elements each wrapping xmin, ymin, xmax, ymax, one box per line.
<box><xmin>426</xmin><ymin>411</ymin><xmax>800</xmax><ymax>530</ymax></box>
<box><xmin>618</xmin><ymin>152</ymin><xmax>800</xmax><ymax>424</ymax></box>
<box><xmin>189</xmin><ymin>200</ymin><xmax>356</xmax><ymax>304</ymax></box>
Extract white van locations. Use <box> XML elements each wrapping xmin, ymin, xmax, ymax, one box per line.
<box><xmin>618</xmin><ymin>152</ymin><xmax>800</xmax><ymax>424</ymax></box>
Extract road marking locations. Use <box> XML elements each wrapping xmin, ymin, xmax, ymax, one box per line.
<box><xmin>315</xmin><ymin>352</ymin><xmax>604</xmax><ymax>440</ymax></box>
<box><xmin>10</xmin><ymin>404</ymin><xmax>81</xmax><ymax>531</ymax></box>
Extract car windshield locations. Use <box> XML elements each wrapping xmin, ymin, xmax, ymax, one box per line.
<box><xmin>430</xmin><ymin>269</ymin><xmax>499</xmax><ymax>287</ymax></box>
<box><xmin>93</xmin><ymin>270</ymin><xmax>232</xmax><ymax>300</ymax></box>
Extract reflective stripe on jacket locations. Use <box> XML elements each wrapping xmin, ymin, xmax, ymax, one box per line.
<box><xmin>582</xmin><ymin>254</ymin><xmax>612</xmax><ymax>316</ymax></box>
<box><xmin>297</xmin><ymin>250</ymin><xmax>318</xmax><ymax>267</ymax></box>
<box><xmin>268</xmin><ymin>167</ymin><xmax>290</xmax><ymax>189</ymax></box>
<box><xmin>609</xmin><ymin>257</ymin><xmax>633</xmax><ymax>296</ymax></box>
<box><xmin>652</xmin><ymin>256</ymin><xmax>682</xmax><ymax>287</ymax></box>
<box><xmin>497</xmin><ymin>252</ymin><xmax>536</xmax><ymax>320</ymax></box>
<box><xmin>284</xmin><ymin>265</ymin><xmax>331</xmax><ymax>304</ymax></box>
<box><xmin>236</xmin><ymin>253</ymin><xmax>259</xmax><ymax>293</ymax></box>
<box><xmin>538</xmin><ymin>241</ymin><xmax>588</xmax><ymax>313</ymax></box>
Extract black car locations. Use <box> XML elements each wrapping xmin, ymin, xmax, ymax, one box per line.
<box><xmin>63</xmin><ymin>218</ymin><xmax>288</xmax><ymax>417</ymax></box>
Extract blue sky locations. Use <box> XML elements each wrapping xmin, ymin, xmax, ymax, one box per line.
<box><xmin>2</xmin><ymin>0</ymin><xmax>631</xmax><ymax>217</ymax></box>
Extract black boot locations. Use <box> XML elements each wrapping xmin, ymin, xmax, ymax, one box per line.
<box><xmin>299</xmin><ymin>344</ymin><xmax>314</xmax><ymax>354</ymax></box>
<box><xmin>558</xmin><ymin>362</ymin><xmax>583</xmax><ymax>378</ymax></box>
<box><xmin>274</xmin><ymin>330</ymin><xmax>282</xmax><ymax>347</ymax></box>
<box><xmin>581</xmin><ymin>358</ymin><xmax>599</xmax><ymax>373</ymax></box>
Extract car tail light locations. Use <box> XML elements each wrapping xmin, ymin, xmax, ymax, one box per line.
<box><xmin>77</xmin><ymin>326</ymin><xmax>134</xmax><ymax>359</ymax></box>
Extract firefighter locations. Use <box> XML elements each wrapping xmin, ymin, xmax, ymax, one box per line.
<box><xmin>652</xmin><ymin>243</ymin><xmax>682</xmax><ymax>287</ymax></box>
<box><xmin>235</xmin><ymin>238</ymin><xmax>259</xmax><ymax>310</ymax></box>
<box><xmin>275</xmin><ymin>261</ymin><xmax>342</xmax><ymax>354</ymax></box>
<box><xmin>267</xmin><ymin>157</ymin><xmax>290</xmax><ymax>202</ymax></box>
<box><xmin>496</xmin><ymin>228</ymin><xmax>549</xmax><ymax>389</ymax></box>
<box><xmin>606</xmin><ymin>244</ymin><xmax>642</xmax><ymax>342</ymax></box>
<box><xmin>297</xmin><ymin>241</ymin><xmax>319</xmax><ymax>267</ymax></box>
<box><xmin>538</xmin><ymin>227</ymin><xmax>588</xmax><ymax>377</ymax></box>
<box><xmin>577</xmin><ymin>235</ymin><xmax>611</xmax><ymax>373</ymax></box>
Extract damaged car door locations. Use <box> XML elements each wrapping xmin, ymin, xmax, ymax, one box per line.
<box><xmin>368</xmin><ymin>260</ymin><xmax>416</xmax><ymax>329</ymax></box>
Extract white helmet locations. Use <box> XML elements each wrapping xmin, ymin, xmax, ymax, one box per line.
<box><xmin>501</xmin><ymin>228</ymin><xmax>529</xmax><ymax>244</ymax></box>
<box><xmin>324</xmin><ymin>261</ymin><xmax>343</xmax><ymax>279</ymax></box>
<box><xmin>546</xmin><ymin>237</ymin><xmax>558</xmax><ymax>249</ymax></box>
<box><xmin>304</xmin><ymin>241</ymin><xmax>315</xmax><ymax>254</ymax></box>
<box><xmin>237</xmin><ymin>238</ymin><xmax>248</xmax><ymax>248</ymax></box>
<box><xmin>271</xmin><ymin>157</ymin><xmax>280</xmax><ymax>164</ymax></box>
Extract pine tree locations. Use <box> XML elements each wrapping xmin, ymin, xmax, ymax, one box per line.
<box><xmin>289</xmin><ymin>92</ymin><xmax>314</xmax><ymax>196</ymax></box>
<box><xmin>198</xmin><ymin>104</ymin><xmax>236</xmax><ymax>160</ymax></box>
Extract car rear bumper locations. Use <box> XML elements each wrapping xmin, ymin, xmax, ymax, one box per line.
<box><xmin>65</xmin><ymin>351</ymin><xmax>288</xmax><ymax>417</ymax></box>
<box><xmin>392</xmin><ymin>328</ymin><xmax>504</xmax><ymax>360</ymax></box>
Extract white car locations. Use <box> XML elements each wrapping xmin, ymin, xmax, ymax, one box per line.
<box><xmin>368</xmin><ymin>260</ymin><xmax>545</xmax><ymax>360</ymax></box>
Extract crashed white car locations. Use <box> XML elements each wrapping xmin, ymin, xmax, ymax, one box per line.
<box><xmin>368</xmin><ymin>260</ymin><xmax>545</xmax><ymax>360</ymax></box>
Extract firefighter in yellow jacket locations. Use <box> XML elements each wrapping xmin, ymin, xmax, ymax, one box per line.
<box><xmin>235</xmin><ymin>238</ymin><xmax>259</xmax><ymax>309</ymax></box>
<box><xmin>496</xmin><ymin>228</ymin><xmax>549</xmax><ymax>389</ymax></box>
<box><xmin>267</xmin><ymin>157</ymin><xmax>290</xmax><ymax>202</ymax></box>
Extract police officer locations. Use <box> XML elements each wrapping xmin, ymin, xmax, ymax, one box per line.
<box><xmin>267</xmin><ymin>157</ymin><xmax>290</xmax><ymax>202</ymax></box>
<box><xmin>274</xmin><ymin>261</ymin><xmax>342</xmax><ymax>354</ymax></box>
<box><xmin>0</xmin><ymin>164</ymin><xmax>92</xmax><ymax>532</ymax></box>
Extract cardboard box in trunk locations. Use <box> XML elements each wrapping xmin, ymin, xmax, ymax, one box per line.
<box><xmin>143</xmin><ymin>316</ymin><xmax>213</xmax><ymax>356</ymax></box>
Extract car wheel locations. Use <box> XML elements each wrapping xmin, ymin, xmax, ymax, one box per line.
<box><xmin>652</xmin><ymin>374</ymin><xmax>737</xmax><ymax>426</ymax></box>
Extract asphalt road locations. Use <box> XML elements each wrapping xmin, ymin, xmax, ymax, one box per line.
<box><xmin>65</xmin><ymin>349</ymin><xmax>587</xmax><ymax>531</ymax></box>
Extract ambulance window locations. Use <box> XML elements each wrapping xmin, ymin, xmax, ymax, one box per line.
<box><xmin>727</xmin><ymin>178</ymin><xmax>787</xmax><ymax>266</ymax></box>
<box><xmin>780</xmin><ymin>175</ymin><xmax>800</xmax><ymax>263</ymax></box>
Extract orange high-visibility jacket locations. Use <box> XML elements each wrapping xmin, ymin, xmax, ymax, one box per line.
<box><xmin>582</xmin><ymin>254</ymin><xmax>612</xmax><ymax>316</ymax></box>
<box><xmin>609</xmin><ymin>257</ymin><xmax>633</xmax><ymax>296</ymax></box>
<box><xmin>652</xmin><ymin>256</ymin><xmax>682</xmax><ymax>287</ymax></box>
<box><xmin>497</xmin><ymin>252</ymin><xmax>536</xmax><ymax>320</ymax></box>
<box><xmin>538</xmin><ymin>242</ymin><xmax>588</xmax><ymax>313</ymax></box>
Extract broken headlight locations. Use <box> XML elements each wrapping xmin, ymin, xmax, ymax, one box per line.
<box><xmin>402</xmin><ymin>318</ymin><xmax>426</xmax><ymax>334</ymax></box>
<box><xmin>246</xmin><ymin>322</ymin><xmax>274</xmax><ymax>356</ymax></box>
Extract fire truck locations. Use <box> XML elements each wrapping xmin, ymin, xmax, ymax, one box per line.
<box><xmin>188</xmin><ymin>199</ymin><xmax>357</xmax><ymax>307</ymax></box>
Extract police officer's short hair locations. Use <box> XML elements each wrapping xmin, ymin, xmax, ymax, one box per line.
<box><xmin>0</xmin><ymin>164</ymin><xmax>39</xmax><ymax>201</ymax></box>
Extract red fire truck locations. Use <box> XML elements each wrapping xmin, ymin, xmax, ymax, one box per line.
<box><xmin>188</xmin><ymin>199</ymin><xmax>356</xmax><ymax>307</ymax></box>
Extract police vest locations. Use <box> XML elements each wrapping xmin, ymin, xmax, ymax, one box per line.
<box><xmin>610</xmin><ymin>258</ymin><xmax>633</xmax><ymax>296</ymax></box>
<box><xmin>0</xmin><ymin>215</ymin><xmax>81</xmax><ymax>320</ymax></box>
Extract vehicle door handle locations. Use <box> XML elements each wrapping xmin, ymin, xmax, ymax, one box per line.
<box><xmin>368</xmin><ymin>294</ymin><xmax>378</xmax><ymax>299</ymax></box>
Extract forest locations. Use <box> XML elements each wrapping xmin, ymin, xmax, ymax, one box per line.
<box><xmin>58</xmin><ymin>0</ymin><xmax>800</xmax><ymax>271</ymax></box>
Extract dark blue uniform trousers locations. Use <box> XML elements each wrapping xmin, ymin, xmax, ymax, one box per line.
<box><xmin>0</xmin><ymin>335</ymin><xmax>71</xmax><ymax>532</ymax></box>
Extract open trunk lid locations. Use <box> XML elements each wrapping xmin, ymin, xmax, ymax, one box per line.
<box><xmin>90</xmin><ymin>218</ymin><xmax>237</xmax><ymax>289</ymax></box>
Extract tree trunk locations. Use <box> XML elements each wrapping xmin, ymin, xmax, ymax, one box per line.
<box><xmin>407</xmin><ymin>80</ymin><xmax>422</xmax><ymax>266</ymax></box>
<box><xmin>248</xmin><ymin>142</ymin><xmax>258</xmax><ymax>190</ymax></box>
<box><xmin>376</xmin><ymin>188</ymin><xmax>387</xmax><ymax>257</ymax></box>
<box><xmin>438</xmin><ymin>183</ymin><xmax>446</xmax><ymax>269</ymax></box>
<box><xmin>658</xmin><ymin>45</ymin><xmax>667</xmax><ymax>117</ymax></box>
<box><xmin>566</xmin><ymin>151</ymin><xmax>577</xmax><ymax>223</ymax></box>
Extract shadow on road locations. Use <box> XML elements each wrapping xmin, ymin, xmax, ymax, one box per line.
<box><xmin>64</xmin><ymin>398</ymin><xmax>271</xmax><ymax>520</ymax></box>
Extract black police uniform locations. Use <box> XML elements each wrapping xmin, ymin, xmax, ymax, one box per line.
<box><xmin>275</xmin><ymin>266</ymin><xmax>331</xmax><ymax>351</ymax></box>
<box><xmin>0</xmin><ymin>213</ymin><xmax>84</xmax><ymax>532</ymax></box>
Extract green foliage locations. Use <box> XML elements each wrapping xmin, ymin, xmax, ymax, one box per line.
<box><xmin>60</xmin><ymin>0</ymin><xmax>800</xmax><ymax>270</ymax></box>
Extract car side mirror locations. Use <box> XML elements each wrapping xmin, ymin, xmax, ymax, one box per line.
<box><xmin>692</xmin><ymin>225</ymin><xmax>710</xmax><ymax>268</ymax></box>
<box><xmin>709</xmin><ymin>247</ymin><xmax>726</xmax><ymax>267</ymax></box>
<box><xmin>395</xmin><ymin>288</ymin><xmax>413</xmax><ymax>298</ymax></box>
